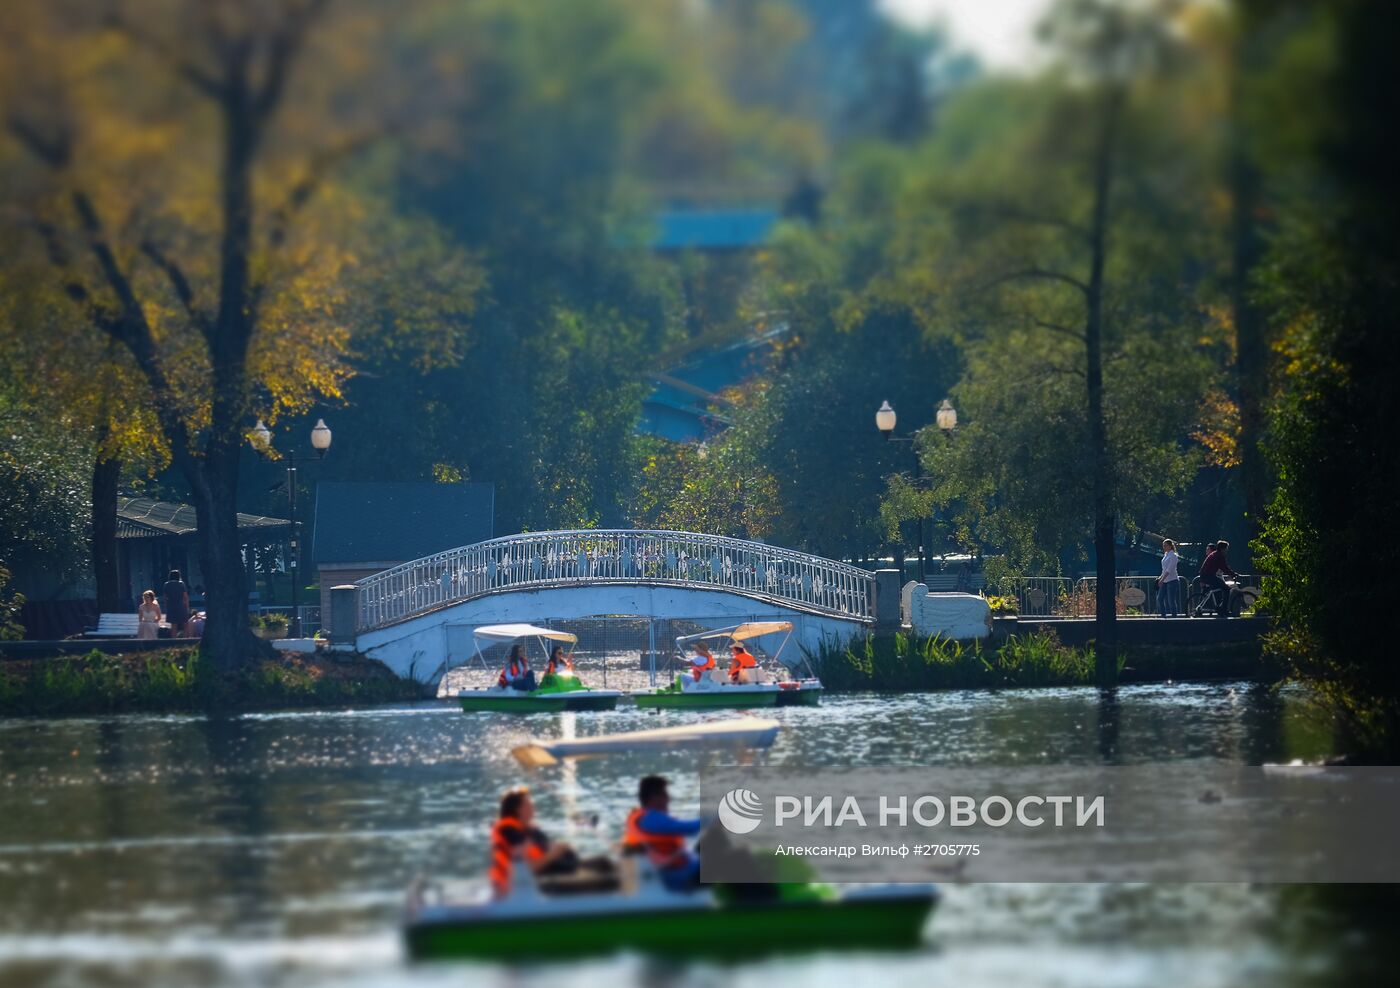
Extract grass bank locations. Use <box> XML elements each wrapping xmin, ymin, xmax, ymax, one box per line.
<box><xmin>813</xmin><ymin>630</ymin><xmax>1281</xmax><ymax>692</ymax></box>
<box><xmin>0</xmin><ymin>647</ymin><xmax>423</xmax><ymax>717</ymax></box>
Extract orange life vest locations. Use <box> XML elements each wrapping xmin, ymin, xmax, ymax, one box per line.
<box><xmin>622</xmin><ymin>807</ymin><xmax>689</xmax><ymax>869</ymax></box>
<box><xmin>498</xmin><ymin>656</ymin><xmax>528</xmax><ymax>687</ymax></box>
<box><xmin>489</xmin><ymin>816</ymin><xmax>543</xmax><ymax>897</ymax></box>
<box><xmin>690</xmin><ymin>651</ymin><xmax>715</xmax><ymax>681</ymax></box>
<box><xmin>545</xmin><ymin>655</ymin><xmax>573</xmax><ymax>675</ymax></box>
<box><xmin>729</xmin><ymin>647</ymin><xmax>757</xmax><ymax>681</ymax></box>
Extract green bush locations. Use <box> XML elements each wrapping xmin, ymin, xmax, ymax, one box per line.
<box><xmin>0</xmin><ymin>647</ymin><xmax>419</xmax><ymax>716</ymax></box>
<box><xmin>0</xmin><ymin>563</ymin><xmax>24</xmax><ymax>640</ymax></box>
<box><xmin>814</xmin><ymin>629</ymin><xmax>1095</xmax><ymax>691</ymax></box>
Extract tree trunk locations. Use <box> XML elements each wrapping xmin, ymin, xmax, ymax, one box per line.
<box><xmin>193</xmin><ymin>77</ymin><xmax>263</xmax><ymax>674</ymax></box>
<box><xmin>91</xmin><ymin>453</ymin><xmax>122</xmax><ymax>613</ymax></box>
<box><xmin>189</xmin><ymin>441</ymin><xmax>264</xmax><ymax>673</ymax></box>
<box><xmin>1086</xmin><ymin>86</ymin><xmax>1122</xmax><ymax>686</ymax></box>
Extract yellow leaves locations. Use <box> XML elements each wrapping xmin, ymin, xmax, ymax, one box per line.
<box><xmin>1198</xmin><ymin>302</ymin><xmax>1237</xmax><ymax>355</ymax></box>
<box><xmin>1191</xmin><ymin>387</ymin><xmax>1241</xmax><ymax>468</ymax></box>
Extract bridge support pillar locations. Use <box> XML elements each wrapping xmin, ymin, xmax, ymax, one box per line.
<box><xmin>872</xmin><ymin>569</ymin><xmax>902</xmax><ymax>632</ymax></box>
<box><xmin>328</xmin><ymin>585</ymin><xmax>360</xmax><ymax>644</ymax></box>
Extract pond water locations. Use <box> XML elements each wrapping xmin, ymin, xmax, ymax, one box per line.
<box><xmin>1</xmin><ymin>683</ymin><xmax>1395</xmax><ymax>987</ymax></box>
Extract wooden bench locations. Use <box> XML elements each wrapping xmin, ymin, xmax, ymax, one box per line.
<box><xmin>84</xmin><ymin>613</ymin><xmax>141</xmax><ymax>638</ymax></box>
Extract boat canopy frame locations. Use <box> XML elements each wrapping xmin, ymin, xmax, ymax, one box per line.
<box><xmin>461</xmin><ymin>623</ymin><xmax>578</xmax><ymax>675</ymax></box>
<box><xmin>674</xmin><ymin>621</ymin><xmax>815</xmax><ymax>678</ymax></box>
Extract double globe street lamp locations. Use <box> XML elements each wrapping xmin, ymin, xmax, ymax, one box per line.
<box><xmin>874</xmin><ymin>399</ymin><xmax>957</xmax><ymax>583</ymax></box>
<box><xmin>876</xmin><ymin>398</ymin><xmax>957</xmax><ymax>439</ymax></box>
<box><xmin>249</xmin><ymin>417</ymin><xmax>333</xmax><ymax>638</ymax></box>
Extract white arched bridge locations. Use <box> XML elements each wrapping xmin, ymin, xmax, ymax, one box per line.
<box><xmin>344</xmin><ymin>530</ymin><xmax>877</xmax><ymax>683</ymax></box>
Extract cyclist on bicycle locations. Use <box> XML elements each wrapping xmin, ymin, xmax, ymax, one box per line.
<box><xmin>1198</xmin><ymin>540</ymin><xmax>1239</xmax><ymax>616</ymax></box>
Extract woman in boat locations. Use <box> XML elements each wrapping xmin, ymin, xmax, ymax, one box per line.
<box><xmin>622</xmin><ymin>775</ymin><xmax>705</xmax><ymax>891</ymax></box>
<box><xmin>688</xmin><ymin>642</ymin><xmax>716</xmax><ymax>682</ymax></box>
<box><xmin>728</xmin><ymin>643</ymin><xmax>758</xmax><ymax>683</ymax></box>
<box><xmin>498</xmin><ymin>644</ymin><xmax>536</xmax><ymax>691</ymax></box>
<box><xmin>488</xmin><ymin>787</ymin><xmax>579</xmax><ymax>899</ymax></box>
<box><xmin>544</xmin><ymin>644</ymin><xmax>573</xmax><ymax>677</ymax></box>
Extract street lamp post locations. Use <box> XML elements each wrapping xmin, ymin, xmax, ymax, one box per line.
<box><xmin>875</xmin><ymin>399</ymin><xmax>956</xmax><ymax>585</ymax></box>
<box><xmin>250</xmin><ymin>417</ymin><xmax>332</xmax><ymax>638</ymax></box>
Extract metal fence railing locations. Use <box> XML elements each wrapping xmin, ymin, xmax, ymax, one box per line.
<box><xmin>356</xmin><ymin>530</ymin><xmax>876</xmax><ymax>632</ymax></box>
<box><xmin>994</xmin><ymin>574</ymin><xmax>1262</xmax><ymax>618</ymax></box>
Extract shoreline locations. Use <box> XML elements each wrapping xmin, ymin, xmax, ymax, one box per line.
<box><xmin>0</xmin><ymin>639</ymin><xmax>1281</xmax><ymax>720</ymax></box>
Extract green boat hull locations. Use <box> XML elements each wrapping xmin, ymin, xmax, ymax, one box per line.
<box><xmin>458</xmin><ymin>691</ymin><xmax>619</xmax><ymax>713</ymax></box>
<box><xmin>775</xmin><ymin>685</ymin><xmax>822</xmax><ymax>707</ymax></box>
<box><xmin>633</xmin><ymin>689</ymin><xmax>779</xmax><ymax>710</ymax></box>
<box><xmin>406</xmin><ymin>891</ymin><xmax>936</xmax><ymax>962</ymax></box>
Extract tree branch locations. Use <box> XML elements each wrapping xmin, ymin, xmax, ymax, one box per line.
<box><xmin>63</xmin><ymin>190</ymin><xmax>205</xmax><ymax>489</ymax></box>
<box><xmin>253</xmin><ymin>0</ymin><xmax>330</xmax><ymax>121</ymax></box>
<box><xmin>965</xmin><ymin>266</ymin><xmax>1092</xmax><ymax>301</ymax></box>
<box><xmin>101</xmin><ymin>7</ymin><xmax>226</xmax><ymax>99</ymax></box>
<box><xmin>5</xmin><ymin>116</ymin><xmax>71</xmax><ymax>169</ymax></box>
<box><xmin>264</xmin><ymin>132</ymin><xmax>375</xmax><ymax>251</ymax></box>
<box><xmin>961</xmin><ymin>200</ymin><xmax>1090</xmax><ymax>243</ymax></box>
<box><xmin>140</xmin><ymin>239</ymin><xmax>212</xmax><ymax>337</ymax></box>
<box><xmin>1033</xmin><ymin>317</ymin><xmax>1086</xmax><ymax>341</ymax></box>
<box><xmin>998</xmin><ymin>268</ymin><xmax>1091</xmax><ymax>295</ymax></box>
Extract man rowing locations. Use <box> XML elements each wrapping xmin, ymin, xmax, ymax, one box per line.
<box><xmin>622</xmin><ymin>775</ymin><xmax>705</xmax><ymax>891</ymax></box>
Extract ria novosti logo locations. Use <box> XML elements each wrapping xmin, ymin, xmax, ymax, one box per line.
<box><xmin>716</xmin><ymin>788</ymin><xmax>764</xmax><ymax>834</ymax></box>
<box><xmin>715</xmin><ymin>787</ymin><xmax>1106</xmax><ymax>835</ymax></box>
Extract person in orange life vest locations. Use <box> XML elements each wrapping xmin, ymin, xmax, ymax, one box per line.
<box><xmin>544</xmin><ymin>644</ymin><xmax>573</xmax><ymax>677</ymax></box>
<box><xmin>689</xmin><ymin>641</ymin><xmax>716</xmax><ymax>682</ymax></box>
<box><xmin>622</xmin><ymin>774</ymin><xmax>705</xmax><ymax>890</ymax></box>
<box><xmin>488</xmin><ymin>787</ymin><xmax>577</xmax><ymax>898</ymax></box>
<box><xmin>498</xmin><ymin>644</ymin><xmax>537</xmax><ymax>691</ymax></box>
<box><xmin>728</xmin><ymin>643</ymin><xmax>758</xmax><ymax>683</ymax></box>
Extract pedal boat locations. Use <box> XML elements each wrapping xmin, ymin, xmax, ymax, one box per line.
<box><xmin>633</xmin><ymin>621</ymin><xmax>823</xmax><ymax>709</ymax></box>
<box><xmin>404</xmin><ymin>717</ymin><xmax>937</xmax><ymax>961</ymax></box>
<box><xmin>405</xmin><ymin>836</ymin><xmax>935</xmax><ymax>962</ymax></box>
<box><xmin>456</xmin><ymin>623</ymin><xmax>622</xmax><ymax>713</ymax></box>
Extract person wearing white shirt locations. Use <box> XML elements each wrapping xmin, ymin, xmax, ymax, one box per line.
<box><xmin>1157</xmin><ymin>539</ymin><xmax>1182</xmax><ymax>616</ymax></box>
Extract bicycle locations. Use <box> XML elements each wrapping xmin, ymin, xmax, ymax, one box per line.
<box><xmin>1188</xmin><ymin>577</ymin><xmax>1258</xmax><ymax>618</ymax></box>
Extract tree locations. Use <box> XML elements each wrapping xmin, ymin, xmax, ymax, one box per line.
<box><xmin>865</xmin><ymin>1</ymin><xmax>1219</xmax><ymax>681</ymax></box>
<box><xmin>0</xmin><ymin>271</ymin><xmax>168</xmax><ymax>611</ymax></box>
<box><xmin>0</xmin><ymin>384</ymin><xmax>92</xmax><ymax>592</ymax></box>
<box><xmin>0</xmin><ymin>0</ymin><xmax>477</xmax><ymax>670</ymax></box>
<box><xmin>1252</xmin><ymin>1</ymin><xmax>1400</xmax><ymax>749</ymax></box>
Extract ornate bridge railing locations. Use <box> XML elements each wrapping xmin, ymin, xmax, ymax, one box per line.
<box><xmin>355</xmin><ymin>529</ymin><xmax>875</xmax><ymax>632</ymax></box>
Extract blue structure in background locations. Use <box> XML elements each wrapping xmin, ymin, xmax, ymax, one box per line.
<box><xmin>647</xmin><ymin>208</ymin><xmax>779</xmax><ymax>252</ymax></box>
<box><xmin>635</xmin><ymin>205</ymin><xmax>785</xmax><ymax>443</ymax></box>
<box><xmin>638</xmin><ymin>328</ymin><xmax>787</xmax><ymax>443</ymax></box>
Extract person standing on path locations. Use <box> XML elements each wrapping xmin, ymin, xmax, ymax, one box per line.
<box><xmin>1157</xmin><ymin>539</ymin><xmax>1181</xmax><ymax>616</ymax></box>
<box><xmin>161</xmin><ymin>569</ymin><xmax>190</xmax><ymax>637</ymax></box>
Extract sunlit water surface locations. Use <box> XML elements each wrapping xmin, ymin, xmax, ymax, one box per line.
<box><xmin>1</xmin><ymin>682</ymin><xmax>1393</xmax><ymax>987</ymax></box>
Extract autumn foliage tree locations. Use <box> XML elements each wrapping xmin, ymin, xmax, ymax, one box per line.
<box><xmin>0</xmin><ymin>0</ymin><xmax>475</xmax><ymax>670</ymax></box>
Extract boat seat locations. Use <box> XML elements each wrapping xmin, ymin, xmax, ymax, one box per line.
<box><xmin>536</xmin><ymin>871</ymin><xmax>622</xmax><ymax>895</ymax></box>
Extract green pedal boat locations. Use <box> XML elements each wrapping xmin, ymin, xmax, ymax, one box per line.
<box><xmin>455</xmin><ymin>623</ymin><xmax>622</xmax><ymax>713</ymax></box>
<box><xmin>404</xmin><ymin>861</ymin><xmax>938</xmax><ymax>962</ymax></box>
<box><xmin>633</xmin><ymin>621</ymin><xmax>823</xmax><ymax>710</ymax></box>
<box><xmin>405</xmin><ymin>718</ymin><xmax>936</xmax><ymax>961</ymax></box>
<box><xmin>633</xmin><ymin>675</ymin><xmax>781</xmax><ymax>709</ymax></box>
<box><xmin>457</xmin><ymin>679</ymin><xmax>622</xmax><ymax>713</ymax></box>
